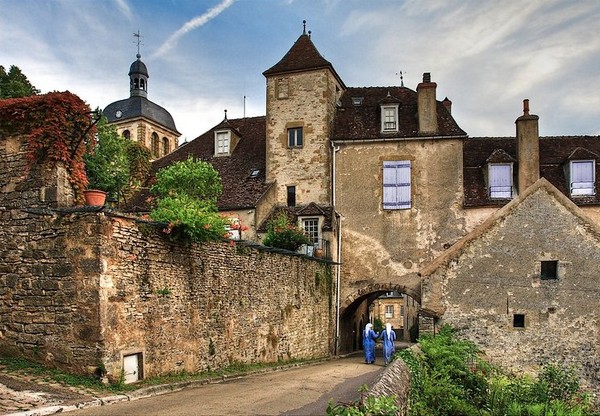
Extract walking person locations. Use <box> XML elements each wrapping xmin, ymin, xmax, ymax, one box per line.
<box><xmin>380</xmin><ymin>323</ymin><xmax>396</xmax><ymax>365</ymax></box>
<box><xmin>362</xmin><ymin>323</ymin><xmax>379</xmax><ymax>364</ymax></box>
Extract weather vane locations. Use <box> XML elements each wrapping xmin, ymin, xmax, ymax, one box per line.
<box><xmin>133</xmin><ymin>30</ymin><xmax>144</xmax><ymax>56</ymax></box>
<box><xmin>396</xmin><ymin>70</ymin><xmax>406</xmax><ymax>87</ymax></box>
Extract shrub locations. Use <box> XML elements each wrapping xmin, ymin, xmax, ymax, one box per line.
<box><xmin>262</xmin><ymin>213</ymin><xmax>310</xmax><ymax>251</ymax></box>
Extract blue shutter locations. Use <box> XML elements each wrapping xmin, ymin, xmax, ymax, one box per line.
<box><xmin>383</xmin><ymin>161</ymin><xmax>411</xmax><ymax>209</ymax></box>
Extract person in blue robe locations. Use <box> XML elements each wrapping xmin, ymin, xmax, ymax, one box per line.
<box><xmin>362</xmin><ymin>323</ymin><xmax>378</xmax><ymax>364</ymax></box>
<box><xmin>380</xmin><ymin>323</ymin><xmax>396</xmax><ymax>365</ymax></box>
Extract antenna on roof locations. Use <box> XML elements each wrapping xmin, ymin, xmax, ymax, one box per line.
<box><xmin>133</xmin><ymin>30</ymin><xmax>144</xmax><ymax>57</ymax></box>
<box><xmin>395</xmin><ymin>70</ymin><xmax>405</xmax><ymax>87</ymax></box>
<box><xmin>243</xmin><ymin>95</ymin><xmax>247</xmax><ymax>118</ymax></box>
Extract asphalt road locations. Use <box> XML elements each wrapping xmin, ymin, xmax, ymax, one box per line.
<box><xmin>67</xmin><ymin>354</ymin><xmax>385</xmax><ymax>416</ymax></box>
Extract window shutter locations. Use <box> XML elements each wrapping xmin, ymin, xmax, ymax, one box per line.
<box><xmin>571</xmin><ymin>161</ymin><xmax>594</xmax><ymax>195</ymax></box>
<box><xmin>383</xmin><ymin>161</ymin><xmax>411</xmax><ymax>209</ymax></box>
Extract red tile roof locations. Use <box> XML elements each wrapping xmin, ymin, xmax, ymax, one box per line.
<box><xmin>150</xmin><ymin>116</ymin><xmax>270</xmax><ymax>210</ymax></box>
<box><xmin>332</xmin><ymin>86</ymin><xmax>467</xmax><ymax>141</ymax></box>
<box><xmin>463</xmin><ymin>136</ymin><xmax>600</xmax><ymax>207</ymax></box>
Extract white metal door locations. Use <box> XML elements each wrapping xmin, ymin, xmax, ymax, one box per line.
<box><xmin>123</xmin><ymin>353</ymin><xmax>139</xmax><ymax>383</ymax></box>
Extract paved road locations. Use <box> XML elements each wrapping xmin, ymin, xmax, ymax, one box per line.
<box><xmin>67</xmin><ymin>355</ymin><xmax>385</xmax><ymax>416</ymax></box>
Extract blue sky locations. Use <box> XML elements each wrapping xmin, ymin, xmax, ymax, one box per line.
<box><xmin>1</xmin><ymin>0</ymin><xmax>599</xmax><ymax>143</ymax></box>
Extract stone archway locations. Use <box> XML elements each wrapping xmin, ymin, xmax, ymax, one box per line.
<box><xmin>338</xmin><ymin>278</ymin><xmax>423</xmax><ymax>355</ymax></box>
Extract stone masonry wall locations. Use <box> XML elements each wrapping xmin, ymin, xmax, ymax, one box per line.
<box><xmin>0</xmin><ymin>132</ymin><xmax>334</xmax><ymax>380</ymax></box>
<box><xmin>99</xmin><ymin>215</ymin><xmax>334</xmax><ymax>380</ymax></box>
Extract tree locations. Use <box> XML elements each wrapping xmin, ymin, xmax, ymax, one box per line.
<box><xmin>0</xmin><ymin>65</ymin><xmax>40</xmax><ymax>99</ymax></box>
<box><xmin>84</xmin><ymin>116</ymin><xmax>131</xmax><ymax>200</ymax></box>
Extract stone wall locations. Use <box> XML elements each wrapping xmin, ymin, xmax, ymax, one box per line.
<box><xmin>0</xmin><ymin>131</ymin><xmax>335</xmax><ymax>380</ymax></box>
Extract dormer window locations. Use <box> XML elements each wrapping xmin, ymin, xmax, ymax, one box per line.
<box><xmin>352</xmin><ymin>97</ymin><xmax>363</xmax><ymax>106</ymax></box>
<box><xmin>215</xmin><ymin>130</ymin><xmax>230</xmax><ymax>155</ymax></box>
<box><xmin>381</xmin><ymin>105</ymin><xmax>399</xmax><ymax>132</ymax></box>
<box><xmin>488</xmin><ymin>163</ymin><xmax>513</xmax><ymax>199</ymax></box>
<box><xmin>569</xmin><ymin>160</ymin><xmax>595</xmax><ymax>196</ymax></box>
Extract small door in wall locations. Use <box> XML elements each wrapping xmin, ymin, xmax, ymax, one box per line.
<box><xmin>123</xmin><ymin>353</ymin><xmax>143</xmax><ymax>384</ymax></box>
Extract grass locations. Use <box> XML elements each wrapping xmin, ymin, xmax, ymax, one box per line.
<box><xmin>0</xmin><ymin>356</ymin><xmax>317</xmax><ymax>394</ymax></box>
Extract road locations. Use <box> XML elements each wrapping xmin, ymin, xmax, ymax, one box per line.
<box><xmin>67</xmin><ymin>355</ymin><xmax>384</xmax><ymax>416</ymax></box>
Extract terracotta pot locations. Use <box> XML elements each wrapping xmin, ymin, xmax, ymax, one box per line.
<box><xmin>83</xmin><ymin>189</ymin><xmax>107</xmax><ymax>206</ymax></box>
<box><xmin>314</xmin><ymin>248</ymin><xmax>324</xmax><ymax>258</ymax></box>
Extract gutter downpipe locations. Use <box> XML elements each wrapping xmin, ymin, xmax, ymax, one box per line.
<box><xmin>331</xmin><ymin>140</ymin><xmax>342</xmax><ymax>355</ymax></box>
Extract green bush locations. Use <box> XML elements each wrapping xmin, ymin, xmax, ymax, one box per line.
<box><xmin>262</xmin><ymin>213</ymin><xmax>310</xmax><ymax>251</ymax></box>
<box><xmin>149</xmin><ymin>157</ymin><xmax>229</xmax><ymax>244</ymax></box>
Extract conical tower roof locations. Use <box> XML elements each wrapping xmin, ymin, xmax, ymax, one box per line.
<box><xmin>263</xmin><ymin>31</ymin><xmax>345</xmax><ymax>88</ymax></box>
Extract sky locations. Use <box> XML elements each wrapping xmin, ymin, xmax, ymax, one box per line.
<box><xmin>1</xmin><ymin>0</ymin><xmax>599</xmax><ymax>144</ymax></box>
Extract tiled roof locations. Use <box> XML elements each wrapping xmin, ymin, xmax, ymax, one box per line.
<box><xmin>262</xmin><ymin>34</ymin><xmax>346</xmax><ymax>88</ymax></box>
<box><xmin>257</xmin><ymin>205</ymin><xmax>335</xmax><ymax>233</ymax></box>
<box><xmin>463</xmin><ymin>136</ymin><xmax>600</xmax><ymax>207</ymax></box>
<box><xmin>143</xmin><ymin>116</ymin><xmax>270</xmax><ymax>211</ymax></box>
<box><xmin>332</xmin><ymin>86</ymin><xmax>467</xmax><ymax>141</ymax></box>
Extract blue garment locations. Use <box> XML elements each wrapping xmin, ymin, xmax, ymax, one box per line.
<box><xmin>363</xmin><ymin>328</ymin><xmax>379</xmax><ymax>364</ymax></box>
<box><xmin>380</xmin><ymin>329</ymin><xmax>396</xmax><ymax>364</ymax></box>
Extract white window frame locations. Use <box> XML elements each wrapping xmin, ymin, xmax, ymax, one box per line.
<box><xmin>383</xmin><ymin>160</ymin><xmax>411</xmax><ymax>210</ymax></box>
<box><xmin>570</xmin><ymin>160</ymin><xmax>595</xmax><ymax>196</ymax></box>
<box><xmin>214</xmin><ymin>130</ymin><xmax>230</xmax><ymax>155</ymax></box>
<box><xmin>288</xmin><ymin>127</ymin><xmax>303</xmax><ymax>148</ymax></box>
<box><xmin>301</xmin><ymin>217</ymin><xmax>320</xmax><ymax>247</ymax></box>
<box><xmin>488</xmin><ymin>163</ymin><xmax>513</xmax><ymax>199</ymax></box>
<box><xmin>385</xmin><ymin>305</ymin><xmax>394</xmax><ymax>318</ymax></box>
<box><xmin>381</xmin><ymin>105</ymin><xmax>399</xmax><ymax>132</ymax></box>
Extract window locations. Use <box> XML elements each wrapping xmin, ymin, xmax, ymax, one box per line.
<box><xmin>288</xmin><ymin>127</ymin><xmax>303</xmax><ymax>147</ymax></box>
<box><xmin>381</xmin><ymin>105</ymin><xmax>399</xmax><ymax>132</ymax></box>
<box><xmin>302</xmin><ymin>218</ymin><xmax>319</xmax><ymax>246</ymax></box>
<box><xmin>540</xmin><ymin>260</ymin><xmax>558</xmax><ymax>280</ymax></box>
<box><xmin>488</xmin><ymin>163</ymin><xmax>513</xmax><ymax>199</ymax></box>
<box><xmin>162</xmin><ymin>137</ymin><xmax>170</xmax><ymax>156</ymax></box>
<box><xmin>385</xmin><ymin>305</ymin><xmax>394</xmax><ymax>318</ymax></box>
<box><xmin>215</xmin><ymin>131</ymin><xmax>230</xmax><ymax>155</ymax></box>
<box><xmin>287</xmin><ymin>186</ymin><xmax>296</xmax><ymax>207</ymax></box>
<box><xmin>122</xmin><ymin>130</ymin><xmax>130</xmax><ymax>140</ymax></box>
<box><xmin>400</xmin><ymin>306</ymin><xmax>404</xmax><ymax>316</ymax></box>
<box><xmin>151</xmin><ymin>133</ymin><xmax>159</xmax><ymax>158</ymax></box>
<box><xmin>383</xmin><ymin>161</ymin><xmax>411</xmax><ymax>209</ymax></box>
<box><xmin>513</xmin><ymin>314</ymin><xmax>525</xmax><ymax>328</ymax></box>
<box><xmin>249</xmin><ymin>169</ymin><xmax>260</xmax><ymax>178</ymax></box>
<box><xmin>352</xmin><ymin>97</ymin><xmax>363</xmax><ymax>106</ymax></box>
<box><xmin>570</xmin><ymin>160</ymin><xmax>595</xmax><ymax>196</ymax></box>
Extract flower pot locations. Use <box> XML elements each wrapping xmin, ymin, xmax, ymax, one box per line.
<box><xmin>83</xmin><ymin>189</ymin><xmax>107</xmax><ymax>206</ymax></box>
<box><xmin>314</xmin><ymin>248</ymin><xmax>324</xmax><ymax>258</ymax></box>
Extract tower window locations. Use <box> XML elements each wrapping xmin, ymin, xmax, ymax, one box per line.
<box><xmin>122</xmin><ymin>130</ymin><xmax>130</xmax><ymax>140</ymax></box>
<box><xmin>162</xmin><ymin>137</ymin><xmax>170</xmax><ymax>156</ymax></box>
<box><xmin>287</xmin><ymin>186</ymin><xmax>296</xmax><ymax>207</ymax></box>
<box><xmin>151</xmin><ymin>133</ymin><xmax>159</xmax><ymax>157</ymax></box>
<box><xmin>540</xmin><ymin>260</ymin><xmax>558</xmax><ymax>280</ymax></box>
<box><xmin>513</xmin><ymin>314</ymin><xmax>525</xmax><ymax>328</ymax></box>
<box><xmin>288</xmin><ymin>127</ymin><xmax>303</xmax><ymax>148</ymax></box>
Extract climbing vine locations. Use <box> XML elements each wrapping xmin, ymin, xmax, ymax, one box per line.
<box><xmin>0</xmin><ymin>92</ymin><xmax>97</xmax><ymax>199</ymax></box>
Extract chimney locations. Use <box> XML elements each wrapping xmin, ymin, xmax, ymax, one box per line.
<box><xmin>442</xmin><ymin>97</ymin><xmax>452</xmax><ymax>115</ymax></box>
<box><xmin>515</xmin><ymin>99</ymin><xmax>540</xmax><ymax>192</ymax></box>
<box><xmin>417</xmin><ymin>72</ymin><xmax>438</xmax><ymax>135</ymax></box>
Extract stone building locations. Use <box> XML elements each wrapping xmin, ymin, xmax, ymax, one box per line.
<box><xmin>104</xmin><ymin>53</ymin><xmax>180</xmax><ymax>159</ymax></box>
<box><xmin>152</xmin><ymin>24</ymin><xmax>600</xmax><ymax>392</ymax></box>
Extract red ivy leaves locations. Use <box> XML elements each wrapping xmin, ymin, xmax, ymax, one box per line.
<box><xmin>0</xmin><ymin>92</ymin><xmax>95</xmax><ymax>199</ymax></box>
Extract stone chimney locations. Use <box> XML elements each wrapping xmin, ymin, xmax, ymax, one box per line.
<box><xmin>417</xmin><ymin>72</ymin><xmax>438</xmax><ymax>135</ymax></box>
<box><xmin>515</xmin><ymin>99</ymin><xmax>540</xmax><ymax>192</ymax></box>
<box><xmin>442</xmin><ymin>97</ymin><xmax>452</xmax><ymax>115</ymax></box>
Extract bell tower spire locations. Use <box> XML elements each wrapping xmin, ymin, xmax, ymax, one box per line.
<box><xmin>129</xmin><ymin>31</ymin><xmax>149</xmax><ymax>98</ymax></box>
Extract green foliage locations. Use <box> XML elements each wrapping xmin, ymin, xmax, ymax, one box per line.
<box><xmin>150</xmin><ymin>194</ymin><xmax>229</xmax><ymax>243</ymax></box>
<box><xmin>84</xmin><ymin>115</ymin><xmax>131</xmax><ymax>199</ymax></box>
<box><xmin>0</xmin><ymin>65</ymin><xmax>40</xmax><ymax>98</ymax></box>
<box><xmin>326</xmin><ymin>384</ymin><xmax>399</xmax><ymax>416</ymax></box>
<box><xmin>373</xmin><ymin>317</ymin><xmax>384</xmax><ymax>334</ymax></box>
<box><xmin>126</xmin><ymin>141</ymin><xmax>151</xmax><ymax>188</ymax></box>
<box><xmin>149</xmin><ymin>157</ymin><xmax>228</xmax><ymax>243</ymax></box>
<box><xmin>399</xmin><ymin>325</ymin><xmax>596</xmax><ymax>416</ymax></box>
<box><xmin>262</xmin><ymin>213</ymin><xmax>310</xmax><ymax>251</ymax></box>
<box><xmin>151</xmin><ymin>156</ymin><xmax>222</xmax><ymax>203</ymax></box>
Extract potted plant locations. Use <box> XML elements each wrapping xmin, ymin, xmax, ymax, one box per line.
<box><xmin>84</xmin><ymin>115</ymin><xmax>132</xmax><ymax>206</ymax></box>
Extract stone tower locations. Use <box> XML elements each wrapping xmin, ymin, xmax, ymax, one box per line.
<box><xmin>262</xmin><ymin>25</ymin><xmax>346</xmax><ymax>207</ymax></box>
<box><xmin>104</xmin><ymin>54</ymin><xmax>180</xmax><ymax>160</ymax></box>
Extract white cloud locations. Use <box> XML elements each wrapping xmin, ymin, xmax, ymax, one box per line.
<box><xmin>152</xmin><ymin>0</ymin><xmax>237</xmax><ymax>59</ymax></box>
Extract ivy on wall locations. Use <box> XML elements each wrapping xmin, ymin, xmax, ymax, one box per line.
<box><xmin>0</xmin><ymin>92</ymin><xmax>96</xmax><ymax>199</ymax></box>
